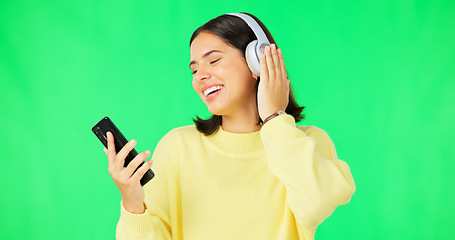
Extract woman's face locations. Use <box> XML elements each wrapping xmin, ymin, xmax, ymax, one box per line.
<box><xmin>190</xmin><ymin>31</ymin><xmax>257</xmax><ymax>117</ymax></box>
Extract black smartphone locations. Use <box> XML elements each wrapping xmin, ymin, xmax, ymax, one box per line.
<box><xmin>92</xmin><ymin>116</ymin><xmax>154</xmax><ymax>186</ymax></box>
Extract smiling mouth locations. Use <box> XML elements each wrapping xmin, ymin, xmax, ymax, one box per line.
<box><xmin>203</xmin><ymin>85</ymin><xmax>224</xmax><ymax>97</ymax></box>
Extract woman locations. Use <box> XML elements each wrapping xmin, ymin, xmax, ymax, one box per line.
<box><xmin>105</xmin><ymin>13</ymin><xmax>355</xmax><ymax>240</ymax></box>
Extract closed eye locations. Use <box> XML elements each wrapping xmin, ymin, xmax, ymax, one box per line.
<box><xmin>191</xmin><ymin>58</ymin><xmax>221</xmax><ymax>75</ymax></box>
<box><xmin>210</xmin><ymin>59</ymin><xmax>220</xmax><ymax>64</ymax></box>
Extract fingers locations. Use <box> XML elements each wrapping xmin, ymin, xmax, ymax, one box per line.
<box><xmin>103</xmin><ymin>147</ymin><xmax>108</xmax><ymax>155</ymax></box>
<box><xmin>260</xmin><ymin>52</ymin><xmax>268</xmax><ymax>81</ymax></box>
<box><xmin>261</xmin><ymin>44</ymin><xmax>286</xmax><ymax>83</ymax></box>
<box><xmin>115</xmin><ymin>139</ymin><xmax>136</xmax><ymax>169</ymax></box>
<box><xmin>264</xmin><ymin>45</ymin><xmax>276</xmax><ymax>82</ymax></box>
<box><xmin>123</xmin><ymin>150</ymin><xmax>152</xmax><ymax>178</ymax></box>
<box><xmin>270</xmin><ymin>44</ymin><xmax>282</xmax><ymax>81</ymax></box>
<box><xmin>131</xmin><ymin>159</ymin><xmax>153</xmax><ymax>183</ymax></box>
<box><xmin>278</xmin><ymin>48</ymin><xmax>287</xmax><ymax>80</ymax></box>
<box><xmin>106</xmin><ymin>132</ymin><xmax>116</xmax><ymax>168</ymax></box>
<box><xmin>106</xmin><ymin>131</ymin><xmax>140</xmax><ymax>172</ymax></box>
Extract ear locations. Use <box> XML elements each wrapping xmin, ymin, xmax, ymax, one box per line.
<box><xmin>252</xmin><ymin>72</ymin><xmax>259</xmax><ymax>81</ymax></box>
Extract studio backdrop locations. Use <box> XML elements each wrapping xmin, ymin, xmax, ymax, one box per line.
<box><xmin>1</xmin><ymin>0</ymin><xmax>454</xmax><ymax>239</ymax></box>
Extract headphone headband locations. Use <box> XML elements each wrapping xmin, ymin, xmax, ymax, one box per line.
<box><xmin>226</xmin><ymin>13</ymin><xmax>271</xmax><ymax>76</ymax></box>
<box><xmin>226</xmin><ymin>13</ymin><xmax>270</xmax><ymax>45</ymax></box>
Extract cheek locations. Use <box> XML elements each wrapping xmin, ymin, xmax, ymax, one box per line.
<box><xmin>192</xmin><ymin>78</ymin><xmax>199</xmax><ymax>93</ymax></box>
<box><xmin>191</xmin><ymin>76</ymin><xmax>199</xmax><ymax>92</ymax></box>
<box><xmin>230</xmin><ymin>57</ymin><xmax>252</xmax><ymax>78</ymax></box>
<box><xmin>232</xmin><ymin>62</ymin><xmax>255</xmax><ymax>86</ymax></box>
<box><xmin>193</xmin><ymin>80</ymin><xmax>197</xmax><ymax>92</ymax></box>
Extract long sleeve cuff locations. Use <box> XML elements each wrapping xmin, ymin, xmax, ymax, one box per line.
<box><xmin>261</xmin><ymin>113</ymin><xmax>297</xmax><ymax>131</ymax></box>
<box><xmin>118</xmin><ymin>201</ymin><xmax>154</xmax><ymax>238</ymax></box>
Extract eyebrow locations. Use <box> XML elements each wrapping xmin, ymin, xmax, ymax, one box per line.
<box><xmin>189</xmin><ymin>50</ymin><xmax>224</xmax><ymax>67</ymax></box>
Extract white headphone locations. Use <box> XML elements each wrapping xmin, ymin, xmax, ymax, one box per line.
<box><xmin>226</xmin><ymin>13</ymin><xmax>271</xmax><ymax>76</ymax></box>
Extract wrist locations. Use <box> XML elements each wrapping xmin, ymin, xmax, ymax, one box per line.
<box><xmin>122</xmin><ymin>200</ymin><xmax>146</xmax><ymax>214</ymax></box>
<box><xmin>262</xmin><ymin>110</ymin><xmax>286</xmax><ymax>125</ymax></box>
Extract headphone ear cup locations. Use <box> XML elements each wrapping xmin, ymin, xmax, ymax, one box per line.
<box><xmin>245</xmin><ymin>40</ymin><xmax>261</xmax><ymax>76</ymax></box>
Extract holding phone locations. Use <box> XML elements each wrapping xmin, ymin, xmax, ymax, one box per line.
<box><xmin>92</xmin><ymin>117</ymin><xmax>154</xmax><ymax>186</ymax></box>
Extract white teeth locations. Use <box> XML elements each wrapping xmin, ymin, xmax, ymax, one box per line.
<box><xmin>204</xmin><ymin>85</ymin><xmax>223</xmax><ymax>97</ymax></box>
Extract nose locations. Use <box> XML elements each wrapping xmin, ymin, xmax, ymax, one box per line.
<box><xmin>195</xmin><ymin>65</ymin><xmax>211</xmax><ymax>81</ymax></box>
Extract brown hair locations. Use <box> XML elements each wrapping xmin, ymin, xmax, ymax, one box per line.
<box><xmin>190</xmin><ymin>13</ymin><xmax>304</xmax><ymax>135</ymax></box>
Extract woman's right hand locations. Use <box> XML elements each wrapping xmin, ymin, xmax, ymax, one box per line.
<box><xmin>104</xmin><ymin>131</ymin><xmax>153</xmax><ymax>214</ymax></box>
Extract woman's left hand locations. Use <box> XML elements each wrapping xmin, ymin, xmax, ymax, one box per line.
<box><xmin>257</xmin><ymin>43</ymin><xmax>290</xmax><ymax>122</ymax></box>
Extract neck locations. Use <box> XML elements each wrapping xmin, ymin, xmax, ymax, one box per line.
<box><xmin>221</xmin><ymin>103</ymin><xmax>261</xmax><ymax>134</ymax></box>
<box><xmin>218</xmin><ymin>85</ymin><xmax>262</xmax><ymax>133</ymax></box>
<box><xmin>221</xmin><ymin>115</ymin><xmax>261</xmax><ymax>133</ymax></box>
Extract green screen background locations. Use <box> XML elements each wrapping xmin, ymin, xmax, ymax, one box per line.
<box><xmin>1</xmin><ymin>0</ymin><xmax>454</xmax><ymax>239</ymax></box>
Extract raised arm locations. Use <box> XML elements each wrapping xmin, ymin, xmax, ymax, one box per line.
<box><xmin>260</xmin><ymin>115</ymin><xmax>356</xmax><ymax>230</ymax></box>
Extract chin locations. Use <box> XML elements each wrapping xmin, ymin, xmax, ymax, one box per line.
<box><xmin>206</xmin><ymin>107</ymin><xmax>224</xmax><ymax>116</ymax></box>
<box><xmin>205</xmin><ymin>102</ymin><xmax>230</xmax><ymax>116</ymax></box>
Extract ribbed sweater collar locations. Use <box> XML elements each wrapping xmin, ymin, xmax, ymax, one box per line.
<box><xmin>206</xmin><ymin>126</ymin><xmax>264</xmax><ymax>155</ymax></box>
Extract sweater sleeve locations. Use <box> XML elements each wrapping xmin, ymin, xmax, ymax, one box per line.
<box><xmin>260</xmin><ymin>114</ymin><xmax>356</xmax><ymax>229</ymax></box>
<box><xmin>115</xmin><ymin>133</ymin><xmax>174</xmax><ymax>240</ymax></box>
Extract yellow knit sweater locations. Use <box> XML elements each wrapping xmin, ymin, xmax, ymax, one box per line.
<box><xmin>116</xmin><ymin>115</ymin><xmax>355</xmax><ymax>240</ymax></box>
